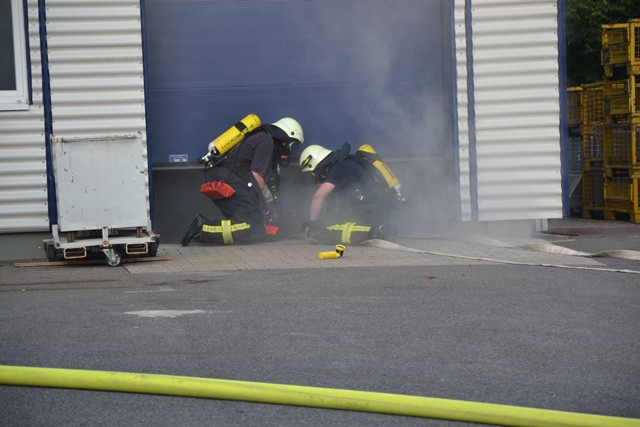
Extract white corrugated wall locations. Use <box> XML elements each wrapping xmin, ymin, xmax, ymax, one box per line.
<box><xmin>0</xmin><ymin>0</ymin><xmax>48</xmax><ymax>233</ymax></box>
<box><xmin>0</xmin><ymin>0</ymin><xmax>147</xmax><ymax>234</ymax></box>
<box><xmin>455</xmin><ymin>0</ymin><xmax>562</xmax><ymax>221</ymax></box>
<box><xmin>46</xmin><ymin>0</ymin><xmax>146</xmax><ymax>139</ymax></box>
<box><xmin>454</xmin><ymin>0</ymin><xmax>472</xmax><ymax>221</ymax></box>
<box><xmin>45</xmin><ymin>0</ymin><xmax>149</xmax><ymax>227</ymax></box>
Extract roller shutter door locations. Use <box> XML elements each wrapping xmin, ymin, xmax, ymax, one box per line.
<box><xmin>143</xmin><ymin>0</ymin><xmax>453</xmax><ymax>164</ymax></box>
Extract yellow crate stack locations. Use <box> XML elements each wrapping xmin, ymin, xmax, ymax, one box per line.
<box><xmin>580</xmin><ymin>82</ymin><xmax>606</xmax><ymax>219</ymax></box>
<box><xmin>603</xmin><ymin>74</ymin><xmax>639</xmax><ymax>119</ymax></box>
<box><xmin>567</xmin><ymin>86</ymin><xmax>583</xmax><ymax>128</ymax></box>
<box><xmin>603</xmin><ymin>123</ymin><xmax>640</xmax><ymax>223</ymax></box>
<box><xmin>601</xmin><ymin>19</ymin><xmax>640</xmax><ymax>223</ymax></box>
<box><xmin>602</xmin><ymin>19</ymin><xmax>640</xmax><ymax>78</ymax></box>
<box><xmin>604</xmin><ymin>123</ymin><xmax>640</xmax><ymax>167</ymax></box>
<box><xmin>567</xmin><ymin>87</ymin><xmax>583</xmax><ymax>215</ymax></box>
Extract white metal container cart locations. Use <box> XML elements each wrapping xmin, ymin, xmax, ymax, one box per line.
<box><xmin>43</xmin><ymin>133</ymin><xmax>159</xmax><ymax>266</ymax></box>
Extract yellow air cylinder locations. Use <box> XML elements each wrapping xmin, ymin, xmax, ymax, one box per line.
<box><xmin>318</xmin><ymin>244</ymin><xmax>346</xmax><ymax>259</ymax></box>
<box><xmin>209</xmin><ymin>114</ymin><xmax>261</xmax><ymax>156</ymax></box>
<box><xmin>357</xmin><ymin>144</ymin><xmax>400</xmax><ymax>188</ymax></box>
<box><xmin>356</xmin><ymin>144</ymin><xmax>405</xmax><ymax>203</ymax></box>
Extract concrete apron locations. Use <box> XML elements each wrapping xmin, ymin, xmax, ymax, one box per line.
<box><xmin>123</xmin><ymin>234</ymin><xmax>640</xmax><ymax>275</ymax></box>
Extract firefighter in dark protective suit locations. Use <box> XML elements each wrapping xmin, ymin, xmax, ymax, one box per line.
<box><xmin>299</xmin><ymin>142</ymin><xmax>398</xmax><ymax>245</ymax></box>
<box><xmin>181</xmin><ymin>117</ymin><xmax>304</xmax><ymax>246</ymax></box>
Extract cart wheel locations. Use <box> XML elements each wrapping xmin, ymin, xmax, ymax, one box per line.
<box><xmin>148</xmin><ymin>242</ymin><xmax>158</xmax><ymax>257</ymax></box>
<box><xmin>107</xmin><ymin>251</ymin><xmax>122</xmax><ymax>267</ymax></box>
<box><xmin>46</xmin><ymin>244</ymin><xmax>56</xmax><ymax>262</ymax></box>
<box><xmin>46</xmin><ymin>244</ymin><xmax>62</xmax><ymax>262</ymax></box>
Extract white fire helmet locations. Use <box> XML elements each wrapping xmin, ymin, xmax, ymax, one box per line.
<box><xmin>272</xmin><ymin>117</ymin><xmax>304</xmax><ymax>144</ymax></box>
<box><xmin>299</xmin><ymin>144</ymin><xmax>332</xmax><ymax>174</ymax></box>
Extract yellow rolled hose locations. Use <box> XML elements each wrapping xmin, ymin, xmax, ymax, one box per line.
<box><xmin>0</xmin><ymin>365</ymin><xmax>639</xmax><ymax>426</ymax></box>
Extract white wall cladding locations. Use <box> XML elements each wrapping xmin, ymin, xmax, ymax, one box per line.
<box><xmin>455</xmin><ymin>0</ymin><xmax>562</xmax><ymax>221</ymax></box>
<box><xmin>0</xmin><ymin>0</ymin><xmax>48</xmax><ymax>233</ymax></box>
<box><xmin>46</xmin><ymin>0</ymin><xmax>146</xmax><ymax>137</ymax></box>
<box><xmin>454</xmin><ymin>0</ymin><xmax>472</xmax><ymax>221</ymax></box>
<box><xmin>45</xmin><ymin>0</ymin><xmax>149</xmax><ymax>222</ymax></box>
<box><xmin>0</xmin><ymin>0</ymin><xmax>147</xmax><ymax>234</ymax></box>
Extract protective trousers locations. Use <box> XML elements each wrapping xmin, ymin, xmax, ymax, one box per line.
<box><xmin>313</xmin><ymin>194</ymin><xmax>393</xmax><ymax>245</ymax></box>
<box><xmin>314</xmin><ymin>222</ymin><xmax>372</xmax><ymax>245</ymax></box>
<box><xmin>196</xmin><ymin>185</ymin><xmax>265</xmax><ymax>245</ymax></box>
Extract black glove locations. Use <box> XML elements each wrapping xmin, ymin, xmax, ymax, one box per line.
<box><xmin>263</xmin><ymin>202</ymin><xmax>278</xmax><ymax>225</ymax></box>
<box><xmin>302</xmin><ymin>220</ymin><xmax>319</xmax><ymax>239</ymax></box>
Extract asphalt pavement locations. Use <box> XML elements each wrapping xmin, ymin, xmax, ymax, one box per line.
<box><xmin>0</xmin><ymin>217</ymin><xmax>639</xmax><ymax>426</ymax></box>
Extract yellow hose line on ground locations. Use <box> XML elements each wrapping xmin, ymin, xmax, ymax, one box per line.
<box><xmin>1</xmin><ymin>365</ymin><xmax>639</xmax><ymax>427</ymax></box>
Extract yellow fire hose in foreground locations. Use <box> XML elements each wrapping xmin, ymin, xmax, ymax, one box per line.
<box><xmin>1</xmin><ymin>365</ymin><xmax>639</xmax><ymax>427</ymax></box>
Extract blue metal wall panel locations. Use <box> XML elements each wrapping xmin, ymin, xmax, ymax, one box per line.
<box><xmin>144</xmin><ymin>0</ymin><xmax>451</xmax><ymax>164</ymax></box>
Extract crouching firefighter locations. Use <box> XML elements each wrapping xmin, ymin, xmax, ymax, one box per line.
<box><xmin>299</xmin><ymin>142</ymin><xmax>405</xmax><ymax>245</ymax></box>
<box><xmin>181</xmin><ymin>115</ymin><xmax>304</xmax><ymax>246</ymax></box>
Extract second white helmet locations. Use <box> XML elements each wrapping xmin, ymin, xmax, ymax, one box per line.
<box><xmin>299</xmin><ymin>144</ymin><xmax>332</xmax><ymax>174</ymax></box>
<box><xmin>272</xmin><ymin>117</ymin><xmax>304</xmax><ymax>144</ymax></box>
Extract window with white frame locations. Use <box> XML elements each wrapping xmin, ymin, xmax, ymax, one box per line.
<box><xmin>0</xmin><ymin>0</ymin><xmax>29</xmax><ymax>111</ymax></box>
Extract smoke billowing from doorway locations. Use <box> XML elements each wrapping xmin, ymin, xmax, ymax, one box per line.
<box><xmin>156</xmin><ymin>1</ymin><xmax>480</xmax><ymax>242</ymax></box>
<box><xmin>284</xmin><ymin>1</ymin><xmax>458</xmax><ymax>236</ymax></box>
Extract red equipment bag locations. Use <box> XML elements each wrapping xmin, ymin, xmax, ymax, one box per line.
<box><xmin>264</xmin><ymin>225</ymin><xmax>279</xmax><ymax>236</ymax></box>
<box><xmin>200</xmin><ymin>181</ymin><xmax>236</xmax><ymax>200</ymax></box>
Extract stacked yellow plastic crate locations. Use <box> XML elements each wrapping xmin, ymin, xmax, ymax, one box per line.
<box><xmin>601</xmin><ymin>19</ymin><xmax>640</xmax><ymax>223</ymax></box>
<box><xmin>580</xmin><ymin>82</ymin><xmax>605</xmax><ymax>219</ymax></box>
<box><xmin>567</xmin><ymin>87</ymin><xmax>583</xmax><ymax>215</ymax></box>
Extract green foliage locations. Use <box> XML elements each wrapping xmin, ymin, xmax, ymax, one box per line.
<box><xmin>566</xmin><ymin>0</ymin><xmax>640</xmax><ymax>86</ymax></box>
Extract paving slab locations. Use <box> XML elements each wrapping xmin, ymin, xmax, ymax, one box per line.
<box><xmin>123</xmin><ymin>233</ymin><xmax>628</xmax><ymax>275</ymax></box>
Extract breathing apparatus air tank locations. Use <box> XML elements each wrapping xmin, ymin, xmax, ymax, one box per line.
<box><xmin>199</xmin><ymin>114</ymin><xmax>261</xmax><ymax>166</ymax></box>
<box><xmin>355</xmin><ymin>144</ymin><xmax>406</xmax><ymax>204</ymax></box>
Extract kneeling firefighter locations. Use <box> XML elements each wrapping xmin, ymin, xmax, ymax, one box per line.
<box><xmin>299</xmin><ymin>142</ymin><xmax>405</xmax><ymax>245</ymax></box>
<box><xmin>181</xmin><ymin>115</ymin><xmax>304</xmax><ymax>246</ymax></box>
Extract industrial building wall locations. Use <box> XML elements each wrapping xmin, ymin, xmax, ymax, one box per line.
<box><xmin>1</xmin><ymin>0</ymin><xmax>563</xmax><ymax>241</ymax></box>
<box><xmin>455</xmin><ymin>0</ymin><xmax>563</xmax><ymax>221</ymax></box>
<box><xmin>0</xmin><ymin>0</ymin><xmax>48</xmax><ymax>233</ymax></box>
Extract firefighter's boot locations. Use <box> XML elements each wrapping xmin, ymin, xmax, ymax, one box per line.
<box><xmin>371</xmin><ymin>223</ymin><xmax>397</xmax><ymax>242</ymax></box>
<box><xmin>181</xmin><ymin>215</ymin><xmax>207</xmax><ymax>246</ymax></box>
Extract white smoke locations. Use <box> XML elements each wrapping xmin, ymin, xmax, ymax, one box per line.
<box><xmin>285</xmin><ymin>1</ymin><xmax>458</xmax><ymax>236</ymax></box>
